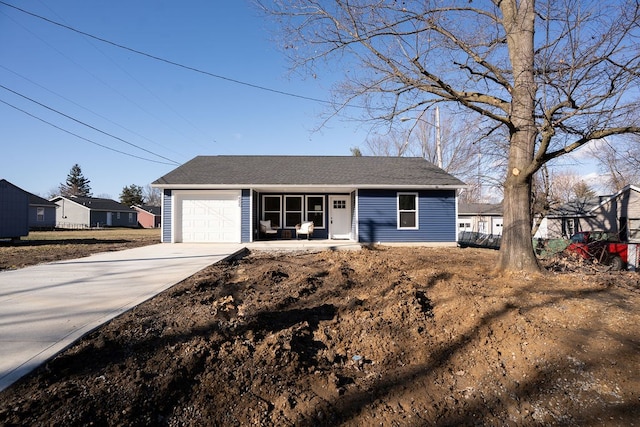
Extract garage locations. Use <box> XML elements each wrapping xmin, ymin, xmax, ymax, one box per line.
<box><xmin>174</xmin><ymin>191</ymin><xmax>241</xmax><ymax>243</ymax></box>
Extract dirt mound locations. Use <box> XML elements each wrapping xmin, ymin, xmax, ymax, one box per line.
<box><xmin>1</xmin><ymin>247</ymin><xmax>638</xmax><ymax>426</ymax></box>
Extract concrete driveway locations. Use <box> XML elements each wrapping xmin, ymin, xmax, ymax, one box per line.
<box><xmin>0</xmin><ymin>243</ymin><xmax>244</xmax><ymax>392</ymax></box>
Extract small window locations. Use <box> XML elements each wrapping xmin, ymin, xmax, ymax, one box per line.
<box><xmin>117</xmin><ymin>212</ymin><xmax>121</xmax><ymax>220</ymax></box>
<box><xmin>36</xmin><ymin>207</ymin><xmax>45</xmax><ymax>222</ymax></box>
<box><xmin>333</xmin><ymin>200</ymin><xmax>346</xmax><ymax>209</ymax></box>
<box><xmin>262</xmin><ymin>196</ymin><xmax>281</xmax><ymax>228</ymax></box>
<box><xmin>629</xmin><ymin>218</ymin><xmax>640</xmax><ymax>241</ymax></box>
<box><xmin>129</xmin><ymin>212</ymin><xmax>134</xmax><ymax>223</ymax></box>
<box><xmin>284</xmin><ymin>196</ymin><xmax>303</xmax><ymax>228</ymax></box>
<box><xmin>306</xmin><ymin>196</ymin><xmax>324</xmax><ymax>228</ymax></box>
<box><xmin>398</xmin><ymin>193</ymin><xmax>418</xmax><ymax>229</ymax></box>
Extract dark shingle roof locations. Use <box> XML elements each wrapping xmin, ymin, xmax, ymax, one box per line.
<box><xmin>458</xmin><ymin>202</ymin><xmax>503</xmax><ymax>215</ymax></box>
<box><xmin>153</xmin><ymin>156</ymin><xmax>465</xmax><ymax>188</ymax></box>
<box><xmin>136</xmin><ymin>205</ymin><xmax>161</xmax><ymax>215</ymax></box>
<box><xmin>56</xmin><ymin>196</ymin><xmax>134</xmax><ymax>212</ymax></box>
<box><xmin>29</xmin><ymin>193</ymin><xmax>57</xmax><ymax>207</ymax></box>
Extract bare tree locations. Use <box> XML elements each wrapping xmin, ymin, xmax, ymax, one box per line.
<box><xmin>259</xmin><ymin>0</ymin><xmax>640</xmax><ymax>272</ymax></box>
<box><xmin>590</xmin><ymin>137</ymin><xmax>640</xmax><ymax>193</ymax></box>
<box><xmin>143</xmin><ymin>184</ymin><xmax>162</xmax><ymax>207</ymax></box>
<box><xmin>360</xmin><ymin>108</ymin><xmax>506</xmax><ymax>203</ymax></box>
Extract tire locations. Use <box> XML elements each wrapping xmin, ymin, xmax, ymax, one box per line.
<box><xmin>608</xmin><ymin>255</ymin><xmax>624</xmax><ymax>271</ymax></box>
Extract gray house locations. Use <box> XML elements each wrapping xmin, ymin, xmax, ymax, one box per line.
<box><xmin>457</xmin><ymin>202</ymin><xmax>503</xmax><ymax>236</ymax></box>
<box><xmin>540</xmin><ymin>184</ymin><xmax>640</xmax><ymax>242</ymax></box>
<box><xmin>51</xmin><ymin>196</ymin><xmax>138</xmax><ymax>229</ymax></box>
<box><xmin>152</xmin><ymin>155</ymin><xmax>465</xmax><ymax>244</ymax></box>
<box><xmin>28</xmin><ymin>193</ymin><xmax>57</xmax><ymax>230</ymax></box>
<box><xmin>0</xmin><ymin>179</ymin><xmax>29</xmax><ymax>240</ymax></box>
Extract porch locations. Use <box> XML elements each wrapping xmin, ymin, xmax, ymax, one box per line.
<box><xmin>246</xmin><ymin>239</ymin><xmax>362</xmax><ymax>252</ymax></box>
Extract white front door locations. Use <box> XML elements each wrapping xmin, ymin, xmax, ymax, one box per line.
<box><xmin>329</xmin><ymin>195</ymin><xmax>351</xmax><ymax>239</ymax></box>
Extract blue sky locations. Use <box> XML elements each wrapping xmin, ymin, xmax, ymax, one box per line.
<box><xmin>0</xmin><ymin>1</ymin><xmax>368</xmax><ymax>199</ymax></box>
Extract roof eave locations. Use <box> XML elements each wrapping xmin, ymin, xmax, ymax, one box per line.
<box><xmin>152</xmin><ymin>183</ymin><xmax>465</xmax><ymax>191</ymax></box>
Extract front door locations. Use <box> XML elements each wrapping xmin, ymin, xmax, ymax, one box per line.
<box><xmin>329</xmin><ymin>195</ymin><xmax>351</xmax><ymax>239</ymax></box>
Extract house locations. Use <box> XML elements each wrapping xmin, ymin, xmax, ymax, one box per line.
<box><xmin>0</xmin><ymin>179</ymin><xmax>29</xmax><ymax>240</ymax></box>
<box><xmin>51</xmin><ymin>196</ymin><xmax>138</xmax><ymax>229</ymax></box>
<box><xmin>133</xmin><ymin>205</ymin><xmax>161</xmax><ymax>228</ymax></box>
<box><xmin>457</xmin><ymin>202</ymin><xmax>503</xmax><ymax>236</ymax></box>
<box><xmin>152</xmin><ymin>155</ymin><xmax>465</xmax><ymax>244</ymax></box>
<box><xmin>28</xmin><ymin>193</ymin><xmax>57</xmax><ymax>230</ymax></box>
<box><xmin>540</xmin><ymin>184</ymin><xmax>640</xmax><ymax>242</ymax></box>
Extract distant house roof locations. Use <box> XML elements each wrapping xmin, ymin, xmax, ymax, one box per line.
<box><xmin>134</xmin><ymin>205</ymin><xmax>161</xmax><ymax>215</ymax></box>
<box><xmin>28</xmin><ymin>193</ymin><xmax>57</xmax><ymax>207</ymax></box>
<box><xmin>52</xmin><ymin>196</ymin><xmax>134</xmax><ymax>212</ymax></box>
<box><xmin>547</xmin><ymin>184</ymin><xmax>640</xmax><ymax>218</ymax></box>
<box><xmin>458</xmin><ymin>202</ymin><xmax>503</xmax><ymax>216</ymax></box>
<box><xmin>152</xmin><ymin>156</ymin><xmax>466</xmax><ymax>189</ymax></box>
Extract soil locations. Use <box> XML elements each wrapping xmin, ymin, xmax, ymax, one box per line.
<box><xmin>0</xmin><ymin>245</ymin><xmax>639</xmax><ymax>426</ymax></box>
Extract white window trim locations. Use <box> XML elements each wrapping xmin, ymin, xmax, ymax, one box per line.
<box><xmin>397</xmin><ymin>192</ymin><xmax>419</xmax><ymax>230</ymax></box>
<box><xmin>262</xmin><ymin>195</ymin><xmax>282</xmax><ymax>226</ymax></box>
<box><xmin>284</xmin><ymin>195</ymin><xmax>304</xmax><ymax>228</ymax></box>
<box><xmin>305</xmin><ymin>195</ymin><xmax>325</xmax><ymax>229</ymax></box>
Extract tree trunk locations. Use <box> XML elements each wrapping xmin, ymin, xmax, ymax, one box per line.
<box><xmin>496</xmin><ymin>0</ymin><xmax>541</xmax><ymax>273</ymax></box>
<box><xmin>497</xmin><ymin>174</ymin><xmax>540</xmax><ymax>272</ymax></box>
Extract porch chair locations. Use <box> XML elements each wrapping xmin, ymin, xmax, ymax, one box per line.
<box><xmin>295</xmin><ymin>221</ymin><xmax>314</xmax><ymax>240</ymax></box>
<box><xmin>260</xmin><ymin>220</ymin><xmax>278</xmax><ymax>239</ymax></box>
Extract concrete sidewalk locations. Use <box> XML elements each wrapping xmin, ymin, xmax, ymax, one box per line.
<box><xmin>0</xmin><ymin>243</ymin><xmax>244</xmax><ymax>392</ymax></box>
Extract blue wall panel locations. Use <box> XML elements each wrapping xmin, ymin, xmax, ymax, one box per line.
<box><xmin>0</xmin><ymin>181</ymin><xmax>29</xmax><ymax>238</ymax></box>
<box><xmin>357</xmin><ymin>189</ymin><xmax>456</xmax><ymax>243</ymax></box>
<box><xmin>241</xmin><ymin>189</ymin><xmax>251</xmax><ymax>243</ymax></box>
<box><xmin>162</xmin><ymin>190</ymin><xmax>172</xmax><ymax>242</ymax></box>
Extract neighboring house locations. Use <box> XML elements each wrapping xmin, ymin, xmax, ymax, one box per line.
<box><xmin>0</xmin><ymin>179</ymin><xmax>29</xmax><ymax>240</ymax></box>
<box><xmin>457</xmin><ymin>202</ymin><xmax>503</xmax><ymax>236</ymax></box>
<box><xmin>540</xmin><ymin>184</ymin><xmax>640</xmax><ymax>242</ymax></box>
<box><xmin>133</xmin><ymin>205</ymin><xmax>161</xmax><ymax>228</ymax></box>
<box><xmin>28</xmin><ymin>193</ymin><xmax>57</xmax><ymax>230</ymax></box>
<box><xmin>51</xmin><ymin>196</ymin><xmax>138</xmax><ymax>229</ymax></box>
<box><xmin>152</xmin><ymin>155</ymin><xmax>465</xmax><ymax>244</ymax></box>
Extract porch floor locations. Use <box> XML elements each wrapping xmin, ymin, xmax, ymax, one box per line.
<box><xmin>246</xmin><ymin>239</ymin><xmax>362</xmax><ymax>252</ymax></box>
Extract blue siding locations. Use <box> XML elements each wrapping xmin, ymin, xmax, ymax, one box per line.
<box><xmin>0</xmin><ymin>181</ymin><xmax>29</xmax><ymax>238</ymax></box>
<box><xmin>162</xmin><ymin>190</ymin><xmax>172</xmax><ymax>242</ymax></box>
<box><xmin>28</xmin><ymin>206</ymin><xmax>56</xmax><ymax>229</ymax></box>
<box><xmin>357</xmin><ymin>189</ymin><xmax>457</xmax><ymax>243</ymax></box>
<box><xmin>241</xmin><ymin>189</ymin><xmax>251</xmax><ymax>243</ymax></box>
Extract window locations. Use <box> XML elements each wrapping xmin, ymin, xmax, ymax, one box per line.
<box><xmin>129</xmin><ymin>212</ymin><xmax>134</xmax><ymax>223</ymax></box>
<box><xmin>116</xmin><ymin>212</ymin><xmax>121</xmax><ymax>220</ymax></box>
<box><xmin>306</xmin><ymin>196</ymin><xmax>324</xmax><ymax>228</ymax></box>
<box><xmin>398</xmin><ymin>193</ymin><xmax>418</xmax><ymax>229</ymax></box>
<box><xmin>262</xmin><ymin>196</ymin><xmax>281</xmax><ymax>227</ymax></box>
<box><xmin>36</xmin><ymin>207</ymin><xmax>45</xmax><ymax>222</ymax></box>
<box><xmin>284</xmin><ymin>196</ymin><xmax>303</xmax><ymax>228</ymax></box>
<box><xmin>629</xmin><ymin>218</ymin><xmax>640</xmax><ymax>241</ymax></box>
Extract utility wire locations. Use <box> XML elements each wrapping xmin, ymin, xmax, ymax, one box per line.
<box><xmin>0</xmin><ymin>64</ymin><xmax>188</xmax><ymax>161</ymax></box>
<box><xmin>0</xmin><ymin>97</ymin><xmax>178</xmax><ymax>165</ymax></box>
<box><xmin>0</xmin><ymin>84</ymin><xmax>180</xmax><ymax>165</ymax></box>
<box><xmin>0</xmin><ymin>0</ymin><xmax>334</xmax><ymax>106</ymax></box>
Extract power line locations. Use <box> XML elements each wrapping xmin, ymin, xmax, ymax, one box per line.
<box><xmin>0</xmin><ymin>97</ymin><xmax>178</xmax><ymax>165</ymax></box>
<box><xmin>0</xmin><ymin>84</ymin><xmax>180</xmax><ymax>165</ymax></box>
<box><xmin>0</xmin><ymin>0</ymin><xmax>335</xmax><ymax>106</ymax></box>
<box><xmin>0</xmin><ymin>64</ymin><xmax>189</xmax><ymax>161</ymax></box>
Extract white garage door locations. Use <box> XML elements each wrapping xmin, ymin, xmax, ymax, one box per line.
<box><xmin>180</xmin><ymin>193</ymin><xmax>241</xmax><ymax>243</ymax></box>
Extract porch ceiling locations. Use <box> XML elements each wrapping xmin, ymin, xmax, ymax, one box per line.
<box><xmin>252</xmin><ymin>185</ymin><xmax>357</xmax><ymax>194</ymax></box>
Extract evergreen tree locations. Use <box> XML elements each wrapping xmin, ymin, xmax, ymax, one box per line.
<box><xmin>120</xmin><ymin>184</ymin><xmax>144</xmax><ymax>206</ymax></box>
<box><xmin>59</xmin><ymin>164</ymin><xmax>92</xmax><ymax>197</ymax></box>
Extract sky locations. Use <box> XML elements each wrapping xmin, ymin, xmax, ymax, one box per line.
<box><xmin>0</xmin><ymin>1</ymin><xmax>369</xmax><ymax>199</ymax></box>
<box><xmin>1</xmin><ymin>1</ymin><xmax>606</xmax><ymax>202</ymax></box>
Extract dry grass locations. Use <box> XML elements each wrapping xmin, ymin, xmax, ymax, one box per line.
<box><xmin>0</xmin><ymin>228</ymin><xmax>160</xmax><ymax>270</ymax></box>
